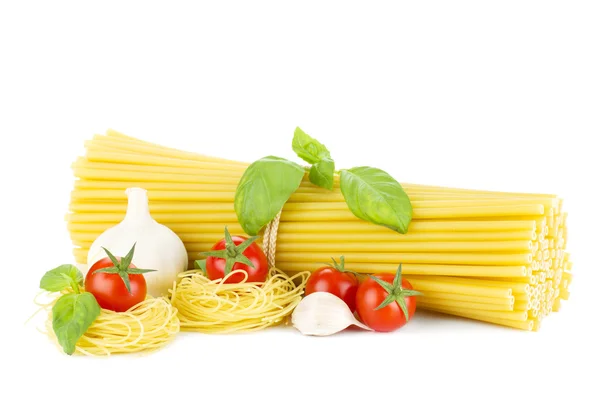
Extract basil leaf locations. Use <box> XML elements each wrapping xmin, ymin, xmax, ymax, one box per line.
<box><xmin>52</xmin><ymin>292</ymin><xmax>101</xmax><ymax>355</ymax></box>
<box><xmin>40</xmin><ymin>265</ymin><xmax>83</xmax><ymax>292</ymax></box>
<box><xmin>292</xmin><ymin>127</ymin><xmax>331</xmax><ymax>164</ymax></box>
<box><xmin>340</xmin><ymin>166</ymin><xmax>413</xmax><ymax>233</ymax></box>
<box><xmin>234</xmin><ymin>156</ymin><xmax>305</xmax><ymax>235</ymax></box>
<box><xmin>308</xmin><ymin>157</ymin><xmax>335</xmax><ymax>190</ymax></box>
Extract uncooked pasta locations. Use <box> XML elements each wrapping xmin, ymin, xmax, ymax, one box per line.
<box><xmin>170</xmin><ymin>268</ymin><xmax>310</xmax><ymax>333</ymax></box>
<box><xmin>37</xmin><ymin>292</ymin><xmax>179</xmax><ymax>356</ymax></box>
<box><xmin>66</xmin><ymin>130</ymin><xmax>571</xmax><ymax>331</ymax></box>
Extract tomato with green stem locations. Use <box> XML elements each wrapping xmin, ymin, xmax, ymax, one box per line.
<box><xmin>355</xmin><ymin>264</ymin><xmax>421</xmax><ymax>332</ymax></box>
<box><xmin>196</xmin><ymin>226</ymin><xmax>269</xmax><ymax>284</ymax></box>
<box><xmin>85</xmin><ymin>244</ymin><xmax>155</xmax><ymax>312</ymax></box>
<box><xmin>305</xmin><ymin>256</ymin><xmax>359</xmax><ymax>312</ymax></box>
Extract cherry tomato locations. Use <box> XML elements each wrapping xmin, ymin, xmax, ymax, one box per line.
<box><xmin>305</xmin><ymin>257</ymin><xmax>359</xmax><ymax>312</ymax></box>
<box><xmin>84</xmin><ymin>244</ymin><xmax>155</xmax><ymax>312</ymax></box>
<box><xmin>204</xmin><ymin>227</ymin><xmax>269</xmax><ymax>284</ymax></box>
<box><xmin>356</xmin><ymin>265</ymin><xmax>420</xmax><ymax>332</ymax></box>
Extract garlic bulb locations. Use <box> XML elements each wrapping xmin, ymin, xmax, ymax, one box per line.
<box><xmin>291</xmin><ymin>292</ymin><xmax>372</xmax><ymax>336</ymax></box>
<box><xmin>86</xmin><ymin>188</ymin><xmax>188</xmax><ymax>297</ymax></box>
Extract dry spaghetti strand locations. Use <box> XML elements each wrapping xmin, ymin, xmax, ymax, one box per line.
<box><xmin>170</xmin><ymin>268</ymin><xmax>310</xmax><ymax>333</ymax></box>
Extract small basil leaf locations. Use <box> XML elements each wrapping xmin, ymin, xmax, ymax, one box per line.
<box><xmin>40</xmin><ymin>265</ymin><xmax>83</xmax><ymax>292</ymax></box>
<box><xmin>52</xmin><ymin>292</ymin><xmax>101</xmax><ymax>355</ymax></box>
<box><xmin>234</xmin><ymin>156</ymin><xmax>305</xmax><ymax>236</ymax></box>
<box><xmin>340</xmin><ymin>166</ymin><xmax>413</xmax><ymax>234</ymax></box>
<box><xmin>308</xmin><ymin>157</ymin><xmax>335</xmax><ymax>190</ymax></box>
<box><xmin>292</xmin><ymin>127</ymin><xmax>331</xmax><ymax>164</ymax></box>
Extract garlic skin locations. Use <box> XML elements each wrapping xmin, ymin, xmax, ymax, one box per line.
<box><xmin>291</xmin><ymin>292</ymin><xmax>372</xmax><ymax>336</ymax></box>
<box><xmin>86</xmin><ymin>188</ymin><xmax>188</xmax><ymax>297</ymax></box>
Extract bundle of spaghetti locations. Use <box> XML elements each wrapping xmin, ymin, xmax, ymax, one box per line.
<box><xmin>170</xmin><ymin>268</ymin><xmax>310</xmax><ymax>333</ymax></box>
<box><xmin>37</xmin><ymin>291</ymin><xmax>180</xmax><ymax>356</ymax></box>
<box><xmin>67</xmin><ymin>130</ymin><xmax>572</xmax><ymax>331</ymax></box>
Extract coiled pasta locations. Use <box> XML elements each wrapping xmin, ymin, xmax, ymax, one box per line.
<box><xmin>38</xmin><ymin>292</ymin><xmax>180</xmax><ymax>356</ymax></box>
<box><xmin>171</xmin><ymin>268</ymin><xmax>310</xmax><ymax>333</ymax></box>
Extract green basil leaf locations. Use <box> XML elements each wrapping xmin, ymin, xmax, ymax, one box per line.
<box><xmin>340</xmin><ymin>166</ymin><xmax>413</xmax><ymax>234</ymax></box>
<box><xmin>40</xmin><ymin>265</ymin><xmax>83</xmax><ymax>292</ymax></box>
<box><xmin>52</xmin><ymin>292</ymin><xmax>101</xmax><ymax>355</ymax></box>
<box><xmin>308</xmin><ymin>157</ymin><xmax>335</xmax><ymax>190</ymax></box>
<box><xmin>234</xmin><ymin>156</ymin><xmax>305</xmax><ymax>235</ymax></box>
<box><xmin>292</xmin><ymin>127</ymin><xmax>331</xmax><ymax>164</ymax></box>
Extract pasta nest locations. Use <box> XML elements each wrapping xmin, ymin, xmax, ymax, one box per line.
<box><xmin>37</xmin><ymin>291</ymin><xmax>180</xmax><ymax>356</ymax></box>
<box><xmin>170</xmin><ymin>268</ymin><xmax>310</xmax><ymax>333</ymax></box>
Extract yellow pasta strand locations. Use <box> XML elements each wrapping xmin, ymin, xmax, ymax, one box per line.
<box><xmin>73</xmin><ymin>180</ymin><xmax>238</xmax><ymax>191</ymax></box>
<box><xmin>73</xmin><ymin>159</ymin><xmax>244</xmax><ymax>177</ymax></box>
<box><xmin>417</xmin><ymin>298</ymin><xmax>514</xmax><ymax>311</ymax></box>
<box><xmin>419</xmin><ymin>305</ymin><xmax>528</xmax><ymax>321</ymax></box>
<box><xmin>422</xmin><ymin>307</ymin><xmax>534</xmax><ymax>331</ymax></box>
<box><xmin>419</xmin><ymin>291</ymin><xmax>514</xmax><ymax>305</ymax></box>
<box><xmin>279</xmin><ymin>262</ymin><xmax>529</xmax><ymax>278</ymax></box>
<box><xmin>71</xmin><ymin>190</ymin><xmax>235</xmax><ymax>202</ymax></box>
<box><xmin>275</xmin><ymin>240</ymin><xmax>533</xmax><ymax>253</ymax></box>
<box><xmin>275</xmin><ymin>251</ymin><xmax>533</xmax><ymax>265</ymax></box>
<box><xmin>84</xmin><ymin>150</ymin><xmax>247</xmax><ymax>170</ymax></box>
<box><xmin>69</xmin><ymin>202</ymin><xmax>236</xmax><ymax>213</ymax></box>
<box><xmin>277</xmin><ymin>220</ymin><xmax>537</xmax><ymax>233</ymax></box>
<box><xmin>73</xmin><ymin>168</ymin><xmax>241</xmax><ymax>184</ymax></box>
<box><xmin>408</xmin><ymin>275</ymin><xmax>531</xmax><ymax>294</ymax></box>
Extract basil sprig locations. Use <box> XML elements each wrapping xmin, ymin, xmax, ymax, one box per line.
<box><xmin>234</xmin><ymin>127</ymin><xmax>413</xmax><ymax>235</ymax></box>
<box><xmin>292</xmin><ymin>127</ymin><xmax>335</xmax><ymax>190</ymax></box>
<box><xmin>308</xmin><ymin>156</ymin><xmax>335</xmax><ymax>191</ymax></box>
<box><xmin>40</xmin><ymin>265</ymin><xmax>101</xmax><ymax>355</ymax></box>
<box><xmin>292</xmin><ymin>127</ymin><xmax>331</xmax><ymax>164</ymax></box>
<box><xmin>234</xmin><ymin>156</ymin><xmax>305</xmax><ymax>236</ymax></box>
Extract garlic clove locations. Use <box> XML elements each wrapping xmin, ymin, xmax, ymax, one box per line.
<box><xmin>291</xmin><ymin>292</ymin><xmax>372</xmax><ymax>336</ymax></box>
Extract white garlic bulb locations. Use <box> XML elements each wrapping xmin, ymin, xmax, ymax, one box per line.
<box><xmin>86</xmin><ymin>188</ymin><xmax>188</xmax><ymax>297</ymax></box>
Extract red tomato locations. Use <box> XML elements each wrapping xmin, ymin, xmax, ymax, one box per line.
<box><xmin>84</xmin><ymin>244</ymin><xmax>154</xmax><ymax>312</ymax></box>
<box><xmin>204</xmin><ymin>228</ymin><xmax>269</xmax><ymax>284</ymax></box>
<box><xmin>356</xmin><ymin>265</ymin><xmax>420</xmax><ymax>332</ymax></box>
<box><xmin>305</xmin><ymin>257</ymin><xmax>359</xmax><ymax>312</ymax></box>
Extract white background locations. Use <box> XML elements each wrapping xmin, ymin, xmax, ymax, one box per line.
<box><xmin>1</xmin><ymin>1</ymin><xmax>599</xmax><ymax>399</ymax></box>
